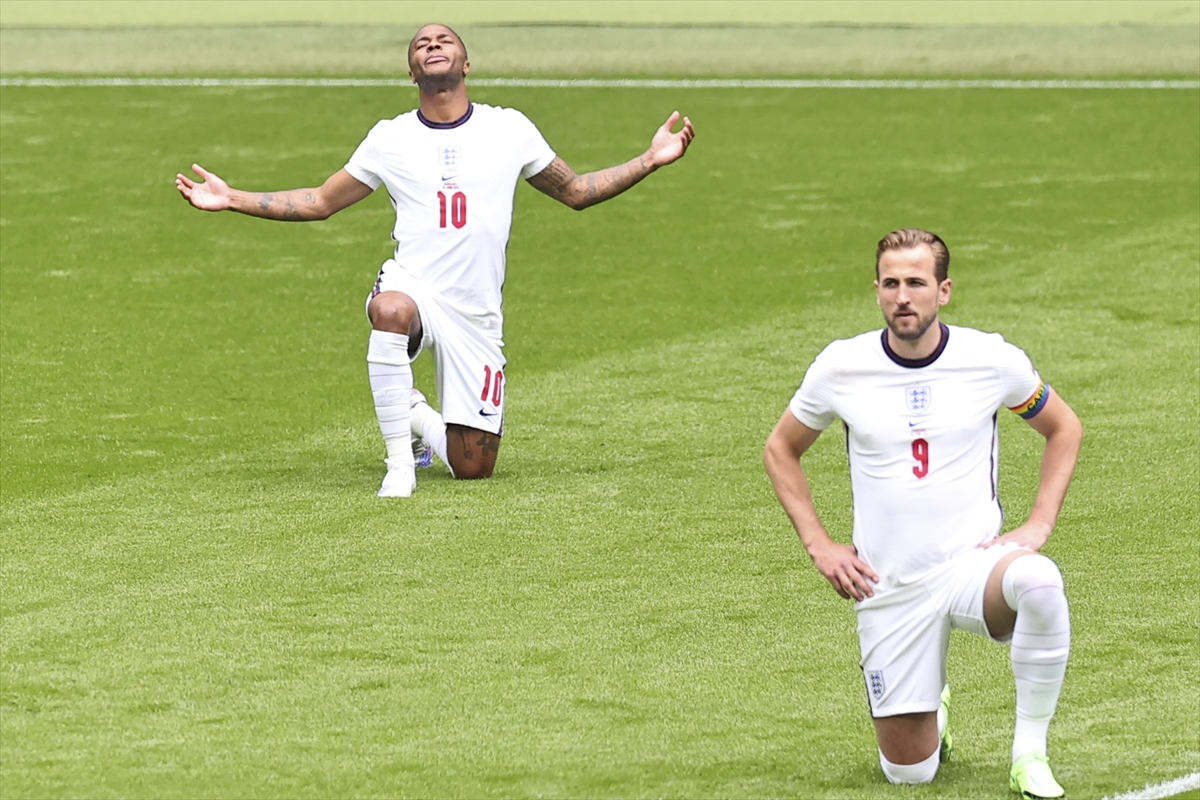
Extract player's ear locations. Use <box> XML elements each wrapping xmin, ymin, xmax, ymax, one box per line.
<box><xmin>937</xmin><ymin>278</ymin><xmax>952</xmax><ymax>306</ymax></box>
<box><xmin>408</xmin><ymin>69</ymin><xmax>417</xmax><ymax>84</ymax></box>
<box><xmin>873</xmin><ymin>279</ymin><xmax>882</xmax><ymax>306</ymax></box>
<box><xmin>463</xmin><ymin>59</ymin><xmax>470</xmax><ymax>78</ymax></box>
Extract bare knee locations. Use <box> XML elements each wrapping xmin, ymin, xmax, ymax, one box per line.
<box><xmin>368</xmin><ymin>291</ymin><xmax>421</xmax><ymax>337</ymax></box>
<box><xmin>451</xmin><ymin>459</ymin><xmax>494</xmax><ymax>480</ymax></box>
<box><xmin>446</xmin><ymin>425</ymin><xmax>500</xmax><ymax>479</ymax></box>
<box><xmin>874</xmin><ymin>711</ymin><xmax>939</xmax><ymax>766</ymax></box>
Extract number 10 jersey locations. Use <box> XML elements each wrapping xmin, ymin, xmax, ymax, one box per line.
<box><xmin>344</xmin><ymin>103</ymin><xmax>557</xmax><ymax>341</ymax></box>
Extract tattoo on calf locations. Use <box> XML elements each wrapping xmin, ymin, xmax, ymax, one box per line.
<box><xmin>258</xmin><ymin>193</ymin><xmax>273</xmax><ymax>211</ymax></box>
<box><xmin>476</xmin><ymin>433</ymin><xmax>499</xmax><ymax>459</ymax></box>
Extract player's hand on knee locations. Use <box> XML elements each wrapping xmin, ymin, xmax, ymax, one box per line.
<box><xmin>811</xmin><ymin>540</ymin><xmax>879</xmax><ymax>601</ymax></box>
<box><xmin>980</xmin><ymin>520</ymin><xmax>1053</xmax><ymax>552</ymax></box>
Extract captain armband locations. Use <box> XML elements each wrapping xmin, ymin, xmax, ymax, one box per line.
<box><xmin>1008</xmin><ymin>381</ymin><xmax>1051</xmax><ymax>420</ymax></box>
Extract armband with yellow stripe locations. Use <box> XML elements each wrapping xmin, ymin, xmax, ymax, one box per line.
<box><xmin>1009</xmin><ymin>381</ymin><xmax>1050</xmax><ymax>419</ymax></box>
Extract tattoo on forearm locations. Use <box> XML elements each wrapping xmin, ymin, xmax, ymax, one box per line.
<box><xmin>541</xmin><ymin>162</ymin><xmax>575</xmax><ymax>200</ymax></box>
<box><xmin>534</xmin><ymin>155</ymin><xmax>651</xmax><ymax>209</ymax></box>
<box><xmin>254</xmin><ymin>190</ymin><xmax>316</xmax><ymax>220</ymax></box>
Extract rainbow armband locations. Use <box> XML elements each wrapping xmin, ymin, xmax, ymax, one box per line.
<box><xmin>1009</xmin><ymin>381</ymin><xmax>1051</xmax><ymax>419</ymax></box>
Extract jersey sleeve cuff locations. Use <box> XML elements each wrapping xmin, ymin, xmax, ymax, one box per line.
<box><xmin>343</xmin><ymin>163</ymin><xmax>381</xmax><ymax>191</ymax></box>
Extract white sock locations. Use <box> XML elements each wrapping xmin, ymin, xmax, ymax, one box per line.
<box><xmin>366</xmin><ymin>330</ymin><xmax>413</xmax><ymax>469</ymax></box>
<box><xmin>879</xmin><ymin>748</ymin><xmax>939</xmax><ymax>784</ymax></box>
<box><xmin>411</xmin><ymin>398</ymin><xmax>451</xmax><ymax>472</ymax></box>
<box><xmin>1003</xmin><ymin>554</ymin><xmax>1071</xmax><ymax>762</ymax></box>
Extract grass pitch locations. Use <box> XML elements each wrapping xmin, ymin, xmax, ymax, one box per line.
<box><xmin>2</xmin><ymin>60</ymin><xmax>1198</xmax><ymax>800</ymax></box>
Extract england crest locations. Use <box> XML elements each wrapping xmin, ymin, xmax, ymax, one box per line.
<box><xmin>905</xmin><ymin>385</ymin><xmax>932</xmax><ymax>414</ymax></box>
<box><xmin>867</xmin><ymin>670</ymin><xmax>886</xmax><ymax>700</ymax></box>
<box><xmin>438</xmin><ymin>145</ymin><xmax>462</xmax><ymax>170</ymax></box>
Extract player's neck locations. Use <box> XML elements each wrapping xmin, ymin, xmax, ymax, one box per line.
<box><xmin>417</xmin><ymin>85</ymin><xmax>471</xmax><ymax>124</ymax></box>
<box><xmin>886</xmin><ymin>319</ymin><xmax>944</xmax><ymax>361</ymax></box>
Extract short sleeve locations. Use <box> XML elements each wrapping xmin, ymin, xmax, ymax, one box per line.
<box><xmin>343</xmin><ymin>121</ymin><xmax>386</xmax><ymax>190</ymax></box>
<box><xmin>508</xmin><ymin>111</ymin><xmax>557</xmax><ymax>180</ymax></box>
<box><xmin>788</xmin><ymin>347</ymin><xmax>841</xmax><ymax>431</ymax></box>
<box><xmin>996</xmin><ymin>339</ymin><xmax>1050</xmax><ymax>419</ymax></box>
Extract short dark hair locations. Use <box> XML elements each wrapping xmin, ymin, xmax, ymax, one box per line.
<box><xmin>875</xmin><ymin>228</ymin><xmax>950</xmax><ymax>282</ymax></box>
<box><xmin>409</xmin><ymin>23</ymin><xmax>468</xmax><ymax>59</ymax></box>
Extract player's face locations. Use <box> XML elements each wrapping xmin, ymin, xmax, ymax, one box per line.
<box><xmin>874</xmin><ymin>245</ymin><xmax>952</xmax><ymax>343</ymax></box>
<box><xmin>408</xmin><ymin>25</ymin><xmax>470</xmax><ymax>83</ymax></box>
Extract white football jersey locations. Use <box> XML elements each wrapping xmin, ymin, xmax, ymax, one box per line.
<box><xmin>344</xmin><ymin>103</ymin><xmax>556</xmax><ymax>335</ymax></box>
<box><xmin>789</xmin><ymin>323</ymin><xmax>1050</xmax><ymax>592</ymax></box>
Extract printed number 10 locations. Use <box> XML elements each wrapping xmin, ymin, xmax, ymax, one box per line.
<box><xmin>912</xmin><ymin>438</ymin><xmax>929</xmax><ymax>479</ymax></box>
<box><xmin>481</xmin><ymin>365</ymin><xmax>503</xmax><ymax>405</ymax></box>
<box><xmin>438</xmin><ymin>191</ymin><xmax>467</xmax><ymax>229</ymax></box>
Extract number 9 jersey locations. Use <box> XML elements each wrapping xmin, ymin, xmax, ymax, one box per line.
<box><xmin>788</xmin><ymin>323</ymin><xmax>1050</xmax><ymax>593</ymax></box>
<box><xmin>344</xmin><ymin>103</ymin><xmax>557</xmax><ymax>342</ymax></box>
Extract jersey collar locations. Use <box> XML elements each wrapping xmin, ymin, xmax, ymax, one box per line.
<box><xmin>417</xmin><ymin>103</ymin><xmax>474</xmax><ymax>129</ymax></box>
<box><xmin>881</xmin><ymin>322</ymin><xmax>950</xmax><ymax>369</ymax></box>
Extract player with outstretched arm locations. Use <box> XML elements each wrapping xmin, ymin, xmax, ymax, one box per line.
<box><xmin>176</xmin><ymin>23</ymin><xmax>694</xmax><ymax>497</ymax></box>
<box><xmin>763</xmin><ymin>229</ymin><xmax>1082</xmax><ymax>798</ymax></box>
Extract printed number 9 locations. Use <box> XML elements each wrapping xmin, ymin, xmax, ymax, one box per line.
<box><xmin>912</xmin><ymin>438</ymin><xmax>929</xmax><ymax>479</ymax></box>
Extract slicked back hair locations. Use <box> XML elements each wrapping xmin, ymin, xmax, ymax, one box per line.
<box><xmin>875</xmin><ymin>228</ymin><xmax>950</xmax><ymax>282</ymax></box>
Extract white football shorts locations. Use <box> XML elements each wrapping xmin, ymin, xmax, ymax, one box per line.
<box><xmin>368</xmin><ymin>263</ymin><xmax>506</xmax><ymax>435</ymax></box>
<box><xmin>854</xmin><ymin>542</ymin><xmax>1027</xmax><ymax>718</ymax></box>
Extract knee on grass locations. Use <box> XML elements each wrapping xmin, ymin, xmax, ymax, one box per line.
<box><xmin>449</xmin><ymin>458</ymin><xmax>493</xmax><ymax>480</ymax></box>
<box><xmin>880</xmin><ymin>749</ymin><xmax>939</xmax><ymax>784</ymax></box>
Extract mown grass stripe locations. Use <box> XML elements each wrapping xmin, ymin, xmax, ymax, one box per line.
<box><xmin>2</xmin><ymin>77</ymin><xmax>1198</xmax><ymax>89</ymax></box>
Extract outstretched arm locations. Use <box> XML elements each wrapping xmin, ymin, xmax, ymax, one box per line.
<box><xmin>175</xmin><ymin>165</ymin><xmax>373</xmax><ymax>221</ymax></box>
<box><xmin>764</xmin><ymin>411</ymin><xmax>879</xmax><ymax>601</ymax></box>
<box><xmin>984</xmin><ymin>391</ymin><xmax>1083</xmax><ymax>551</ymax></box>
<box><xmin>526</xmin><ymin>110</ymin><xmax>695</xmax><ymax>210</ymax></box>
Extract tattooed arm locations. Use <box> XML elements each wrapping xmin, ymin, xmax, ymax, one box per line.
<box><xmin>175</xmin><ymin>165</ymin><xmax>373</xmax><ymax>221</ymax></box>
<box><xmin>527</xmin><ymin>111</ymin><xmax>695</xmax><ymax>211</ymax></box>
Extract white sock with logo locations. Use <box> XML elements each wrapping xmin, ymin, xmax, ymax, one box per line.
<box><xmin>366</xmin><ymin>330</ymin><xmax>413</xmax><ymax>469</ymax></box>
<box><xmin>411</xmin><ymin>397</ymin><xmax>450</xmax><ymax>473</ymax></box>
<box><xmin>1004</xmin><ymin>554</ymin><xmax>1071</xmax><ymax>762</ymax></box>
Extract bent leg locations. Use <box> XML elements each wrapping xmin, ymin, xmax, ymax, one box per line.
<box><xmin>858</xmin><ymin>588</ymin><xmax>949</xmax><ymax>784</ymax></box>
<box><xmin>366</xmin><ymin>291</ymin><xmax>423</xmax><ymax>495</ymax></box>
<box><xmin>874</xmin><ymin>713</ymin><xmax>940</xmax><ymax>783</ymax></box>
<box><xmin>446</xmin><ymin>424</ymin><xmax>500</xmax><ymax>479</ymax></box>
<box><xmin>411</xmin><ymin>395</ymin><xmax>451</xmax><ymax>470</ymax></box>
<box><xmin>985</xmin><ymin>552</ymin><xmax>1070</xmax><ymax>762</ymax></box>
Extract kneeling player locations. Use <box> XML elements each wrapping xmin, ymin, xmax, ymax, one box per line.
<box><xmin>763</xmin><ymin>228</ymin><xmax>1082</xmax><ymax>797</ymax></box>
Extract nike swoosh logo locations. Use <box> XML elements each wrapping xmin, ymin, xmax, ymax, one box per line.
<box><xmin>442</xmin><ymin>175</ymin><xmax>457</xmax><ymax>181</ymax></box>
<box><xmin>478</xmin><ymin>409</ymin><xmax>498</xmax><ymax>417</ymax></box>
<box><xmin>908</xmin><ymin>421</ymin><xmax>922</xmax><ymax>427</ymax></box>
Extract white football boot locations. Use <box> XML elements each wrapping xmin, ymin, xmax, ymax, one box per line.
<box><xmin>378</xmin><ymin>458</ymin><xmax>417</xmax><ymax>498</ymax></box>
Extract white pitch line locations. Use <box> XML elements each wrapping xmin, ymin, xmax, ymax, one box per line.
<box><xmin>1</xmin><ymin>77</ymin><xmax>1198</xmax><ymax>89</ymax></box>
<box><xmin>1103</xmin><ymin>772</ymin><xmax>1200</xmax><ymax>800</ymax></box>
